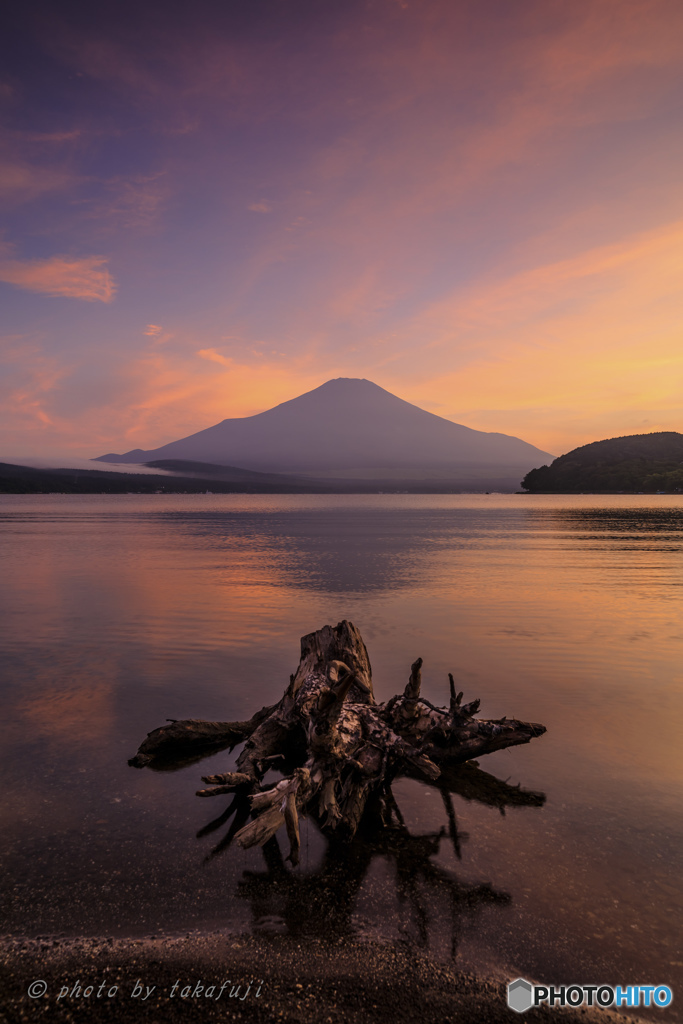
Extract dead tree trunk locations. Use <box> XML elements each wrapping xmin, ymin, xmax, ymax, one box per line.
<box><xmin>129</xmin><ymin>621</ymin><xmax>545</xmax><ymax>865</ymax></box>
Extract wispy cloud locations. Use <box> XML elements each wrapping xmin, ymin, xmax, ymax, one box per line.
<box><xmin>197</xmin><ymin>347</ymin><xmax>232</xmax><ymax>367</ymax></box>
<box><xmin>0</xmin><ymin>334</ymin><xmax>69</xmax><ymax>432</ymax></box>
<box><xmin>0</xmin><ymin>324</ymin><xmax>327</xmax><ymax>458</ymax></box>
<box><xmin>19</xmin><ymin>130</ymin><xmax>83</xmax><ymax>144</ymax></box>
<box><xmin>76</xmin><ymin>172</ymin><xmax>169</xmax><ymax>232</ymax></box>
<box><xmin>0</xmin><ymin>250</ymin><xmax>116</xmax><ymax>302</ymax></box>
<box><xmin>83</xmin><ymin>342</ymin><xmax>327</xmax><ymax>454</ymax></box>
<box><xmin>0</xmin><ymin>160</ymin><xmax>74</xmax><ymax>203</ymax></box>
<box><xmin>385</xmin><ymin>216</ymin><xmax>683</xmax><ymax>453</ymax></box>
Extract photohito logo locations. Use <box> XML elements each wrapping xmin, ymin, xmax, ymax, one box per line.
<box><xmin>507</xmin><ymin>978</ymin><xmax>673</xmax><ymax>1013</ymax></box>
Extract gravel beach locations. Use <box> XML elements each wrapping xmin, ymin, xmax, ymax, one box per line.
<box><xmin>0</xmin><ymin>932</ymin><xmax>644</xmax><ymax>1024</ymax></box>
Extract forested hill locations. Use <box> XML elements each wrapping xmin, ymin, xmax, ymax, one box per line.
<box><xmin>521</xmin><ymin>432</ymin><xmax>683</xmax><ymax>493</ymax></box>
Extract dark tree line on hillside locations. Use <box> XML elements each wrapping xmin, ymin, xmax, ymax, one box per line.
<box><xmin>522</xmin><ymin>432</ymin><xmax>683</xmax><ymax>493</ymax></box>
<box><xmin>0</xmin><ymin>462</ymin><xmax>325</xmax><ymax>495</ymax></box>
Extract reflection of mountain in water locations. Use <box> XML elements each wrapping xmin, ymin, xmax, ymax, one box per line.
<box><xmin>196</xmin><ymin>761</ymin><xmax>545</xmax><ymax>958</ymax></box>
<box><xmin>164</xmin><ymin>504</ymin><xmax>683</xmax><ymax>595</ymax></box>
<box><xmin>160</xmin><ymin>507</ymin><xmax>533</xmax><ymax>593</ymax></box>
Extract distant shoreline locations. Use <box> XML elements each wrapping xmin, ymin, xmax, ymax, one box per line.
<box><xmin>0</xmin><ymin>462</ymin><xmax>522</xmax><ymax>495</ymax></box>
<box><xmin>3</xmin><ymin>462</ymin><xmax>683</xmax><ymax>497</ymax></box>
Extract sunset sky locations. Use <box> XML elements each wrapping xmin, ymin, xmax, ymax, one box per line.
<box><xmin>2</xmin><ymin>0</ymin><xmax>683</xmax><ymax>460</ymax></box>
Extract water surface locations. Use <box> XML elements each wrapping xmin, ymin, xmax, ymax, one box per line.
<box><xmin>1</xmin><ymin>494</ymin><xmax>681</xmax><ymax>1015</ymax></box>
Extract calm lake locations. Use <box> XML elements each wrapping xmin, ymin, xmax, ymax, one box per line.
<box><xmin>1</xmin><ymin>494</ymin><xmax>682</xmax><ymax>1013</ymax></box>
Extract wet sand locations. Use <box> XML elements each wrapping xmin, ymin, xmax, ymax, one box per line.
<box><xmin>1</xmin><ymin>932</ymin><xmax>644</xmax><ymax>1024</ymax></box>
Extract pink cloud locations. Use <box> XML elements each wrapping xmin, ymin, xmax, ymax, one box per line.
<box><xmin>0</xmin><ymin>334</ymin><xmax>70</xmax><ymax>435</ymax></box>
<box><xmin>0</xmin><ymin>252</ymin><xmax>116</xmax><ymax>302</ymax></box>
<box><xmin>197</xmin><ymin>347</ymin><xmax>232</xmax><ymax>367</ymax></box>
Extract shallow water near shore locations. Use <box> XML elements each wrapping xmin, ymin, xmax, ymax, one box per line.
<box><xmin>1</xmin><ymin>494</ymin><xmax>682</xmax><ymax>1017</ymax></box>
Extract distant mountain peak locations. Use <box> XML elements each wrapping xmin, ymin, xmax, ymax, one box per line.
<box><xmin>274</xmin><ymin>376</ymin><xmax>393</xmax><ymax>402</ymax></box>
<box><xmin>320</xmin><ymin>377</ymin><xmax>370</xmax><ymax>384</ymax></box>
<box><xmin>95</xmin><ymin>378</ymin><xmax>554</xmax><ymax>488</ymax></box>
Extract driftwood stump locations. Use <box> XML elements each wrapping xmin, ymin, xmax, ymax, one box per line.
<box><xmin>129</xmin><ymin>621</ymin><xmax>546</xmax><ymax>865</ymax></box>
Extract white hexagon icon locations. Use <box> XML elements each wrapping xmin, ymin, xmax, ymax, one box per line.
<box><xmin>508</xmin><ymin>978</ymin><xmax>534</xmax><ymax>1013</ymax></box>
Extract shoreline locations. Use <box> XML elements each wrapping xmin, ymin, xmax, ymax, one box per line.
<box><xmin>1</xmin><ymin>932</ymin><xmax>648</xmax><ymax>1024</ymax></box>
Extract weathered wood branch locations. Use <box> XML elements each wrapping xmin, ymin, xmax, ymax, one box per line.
<box><xmin>127</xmin><ymin>704</ymin><xmax>277</xmax><ymax>769</ymax></box>
<box><xmin>129</xmin><ymin>621</ymin><xmax>546</xmax><ymax>862</ymax></box>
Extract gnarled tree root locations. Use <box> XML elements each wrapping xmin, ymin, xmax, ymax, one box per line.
<box><xmin>129</xmin><ymin>621</ymin><xmax>546</xmax><ymax>862</ymax></box>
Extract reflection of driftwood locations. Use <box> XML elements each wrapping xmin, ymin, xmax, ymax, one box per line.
<box><xmin>232</xmin><ymin>766</ymin><xmax>543</xmax><ymax>955</ymax></box>
<box><xmin>239</xmin><ymin>822</ymin><xmax>510</xmax><ymax>956</ymax></box>
<box><xmin>129</xmin><ymin>621</ymin><xmax>545</xmax><ymax>864</ymax></box>
<box><xmin>414</xmin><ymin>761</ymin><xmax>546</xmax><ymax>815</ymax></box>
